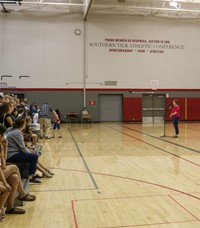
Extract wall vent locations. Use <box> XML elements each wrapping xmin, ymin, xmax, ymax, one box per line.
<box><xmin>104</xmin><ymin>81</ymin><xmax>118</xmax><ymax>86</ymax></box>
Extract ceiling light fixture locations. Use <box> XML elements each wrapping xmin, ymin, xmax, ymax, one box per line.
<box><xmin>169</xmin><ymin>0</ymin><xmax>178</xmax><ymax>8</ymax></box>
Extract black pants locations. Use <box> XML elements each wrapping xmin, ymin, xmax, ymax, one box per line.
<box><xmin>172</xmin><ymin>117</ymin><xmax>179</xmax><ymax>135</ymax></box>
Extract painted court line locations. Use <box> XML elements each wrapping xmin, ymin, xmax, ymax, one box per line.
<box><xmin>72</xmin><ymin>195</ymin><xmax>198</xmax><ymax>228</ymax></box>
<box><xmin>168</xmin><ymin>195</ymin><xmax>200</xmax><ymax>221</ymax></box>
<box><xmin>68</xmin><ymin>128</ymin><xmax>99</xmax><ymax>190</ymax></box>
<box><xmin>98</xmin><ymin>220</ymin><xmax>196</xmax><ymax>228</ymax></box>
<box><xmin>122</xmin><ymin>124</ymin><xmax>200</xmax><ymax>154</ymax></box>
<box><xmin>52</xmin><ymin>167</ymin><xmax>200</xmax><ymax>201</ymax></box>
<box><xmin>30</xmin><ymin>188</ymin><xmax>95</xmax><ymax>193</ymax></box>
<box><xmin>107</xmin><ymin>125</ymin><xmax>200</xmax><ymax>168</ymax></box>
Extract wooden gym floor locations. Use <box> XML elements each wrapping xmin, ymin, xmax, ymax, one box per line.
<box><xmin>3</xmin><ymin>122</ymin><xmax>200</xmax><ymax>228</ymax></box>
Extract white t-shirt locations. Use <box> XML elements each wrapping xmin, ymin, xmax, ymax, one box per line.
<box><xmin>82</xmin><ymin>110</ymin><xmax>89</xmax><ymax>115</ymax></box>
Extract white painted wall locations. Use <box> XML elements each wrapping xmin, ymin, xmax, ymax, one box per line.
<box><xmin>0</xmin><ymin>12</ymin><xmax>84</xmax><ymax>88</ymax></box>
<box><xmin>87</xmin><ymin>15</ymin><xmax>200</xmax><ymax>89</ymax></box>
<box><xmin>0</xmin><ymin>13</ymin><xmax>200</xmax><ymax>89</ymax></box>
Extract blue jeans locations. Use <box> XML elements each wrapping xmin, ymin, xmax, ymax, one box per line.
<box><xmin>172</xmin><ymin>117</ymin><xmax>179</xmax><ymax>135</ymax></box>
<box><xmin>7</xmin><ymin>152</ymin><xmax>38</xmax><ymax>176</ymax></box>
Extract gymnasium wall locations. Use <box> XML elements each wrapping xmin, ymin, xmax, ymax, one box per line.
<box><xmin>1</xmin><ymin>12</ymin><xmax>200</xmax><ymax>121</ymax></box>
<box><xmin>0</xmin><ymin>12</ymin><xmax>84</xmax><ymax>88</ymax></box>
<box><xmin>87</xmin><ymin>15</ymin><xmax>200</xmax><ymax>89</ymax></box>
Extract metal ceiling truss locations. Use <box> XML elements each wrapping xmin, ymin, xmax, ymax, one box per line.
<box><xmin>1</xmin><ymin>0</ymin><xmax>200</xmax><ymax>20</ymax></box>
<box><xmin>90</xmin><ymin>0</ymin><xmax>200</xmax><ymax>19</ymax></box>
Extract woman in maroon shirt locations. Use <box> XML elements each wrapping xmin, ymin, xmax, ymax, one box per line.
<box><xmin>170</xmin><ymin>99</ymin><xmax>180</xmax><ymax>138</ymax></box>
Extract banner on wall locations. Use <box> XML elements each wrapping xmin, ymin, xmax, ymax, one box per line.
<box><xmin>89</xmin><ymin>38</ymin><xmax>184</xmax><ymax>54</ymax></box>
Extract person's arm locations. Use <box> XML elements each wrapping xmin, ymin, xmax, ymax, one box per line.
<box><xmin>12</xmin><ymin>131</ymin><xmax>29</xmax><ymax>153</ymax></box>
<box><xmin>170</xmin><ymin>111</ymin><xmax>177</xmax><ymax>118</ymax></box>
<box><xmin>52</xmin><ymin>110</ymin><xmax>58</xmax><ymax>120</ymax></box>
<box><xmin>1</xmin><ymin>139</ymin><xmax>8</xmax><ymax>161</ymax></box>
<box><xmin>0</xmin><ymin>140</ymin><xmax>7</xmax><ymax>169</ymax></box>
<box><xmin>6</xmin><ymin>116</ymin><xmax>14</xmax><ymax>127</ymax></box>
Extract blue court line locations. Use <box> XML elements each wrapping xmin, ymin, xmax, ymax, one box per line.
<box><xmin>30</xmin><ymin>188</ymin><xmax>95</xmax><ymax>193</ymax></box>
<box><xmin>121</xmin><ymin>124</ymin><xmax>200</xmax><ymax>154</ymax></box>
<box><xmin>68</xmin><ymin>128</ymin><xmax>99</xmax><ymax>190</ymax></box>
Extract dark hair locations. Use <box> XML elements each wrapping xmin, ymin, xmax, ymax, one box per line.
<box><xmin>25</xmin><ymin>117</ymin><xmax>32</xmax><ymax>124</ymax></box>
<box><xmin>13</xmin><ymin>117</ymin><xmax>25</xmax><ymax>129</ymax></box>
<box><xmin>0</xmin><ymin>102</ymin><xmax>10</xmax><ymax>117</ymax></box>
<box><xmin>0</xmin><ymin>124</ymin><xmax>6</xmax><ymax>135</ymax></box>
<box><xmin>55</xmin><ymin>109</ymin><xmax>61</xmax><ymax>120</ymax></box>
<box><xmin>18</xmin><ymin>108</ymin><xmax>24</xmax><ymax>114</ymax></box>
<box><xmin>173</xmin><ymin>99</ymin><xmax>179</xmax><ymax>105</ymax></box>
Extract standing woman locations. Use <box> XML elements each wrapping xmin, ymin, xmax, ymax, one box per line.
<box><xmin>170</xmin><ymin>99</ymin><xmax>180</xmax><ymax>138</ymax></box>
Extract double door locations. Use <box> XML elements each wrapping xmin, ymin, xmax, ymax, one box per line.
<box><xmin>142</xmin><ymin>94</ymin><xmax>165</xmax><ymax>124</ymax></box>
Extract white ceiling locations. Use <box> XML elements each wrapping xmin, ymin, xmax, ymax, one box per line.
<box><xmin>91</xmin><ymin>0</ymin><xmax>200</xmax><ymax>19</ymax></box>
<box><xmin>1</xmin><ymin>0</ymin><xmax>200</xmax><ymax>20</ymax></box>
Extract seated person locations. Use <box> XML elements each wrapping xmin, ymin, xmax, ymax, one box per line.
<box><xmin>16</xmin><ymin>108</ymin><xmax>24</xmax><ymax>118</ymax></box>
<box><xmin>23</xmin><ymin>117</ymin><xmax>38</xmax><ymax>149</ymax></box>
<box><xmin>0</xmin><ymin>124</ymin><xmax>36</xmax><ymax>215</ymax></box>
<box><xmin>5</xmin><ymin>118</ymin><xmax>40</xmax><ymax>184</ymax></box>
<box><xmin>82</xmin><ymin>107</ymin><xmax>89</xmax><ymax>115</ymax></box>
<box><xmin>0</xmin><ymin>146</ymin><xmax>10</xmax><ymax>221</ymax></box>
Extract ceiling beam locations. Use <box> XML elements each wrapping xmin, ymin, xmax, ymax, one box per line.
<box><xmin>84</xmin><ymin>0</ymin><xmax>94</xmax><ymax>20</ymax></box>
<box><xmin>92</xmin><ymin>4</ymin><xmax>200</xmax><ymax>15</ymax></box>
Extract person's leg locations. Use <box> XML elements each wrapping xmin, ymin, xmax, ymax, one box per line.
<box><xmin>37</xmin><ymin>160</ymin><xmax>54</xmax><ymax>175</ymax></box>
<box><xmin>58</xmin><ymin>129</ymin><xmax>62</xmax><ymax>138</ymax></box>
<box><xmin>172</xmin><ymin>118</ymin><xmax>176</xmax><ymax>133</ymax></box>
<box><xmin>0</xmin><ymin>183</ymin><xmax>10</xmax><ymax>211</ymax></box>
<box><xmin>172</xmin><ymin>117</ymin><xmax>179</xmax><ymax>136</ymax></box>
<box><xmin>53</xmin><ymin>122</ymin><xmax>56</xmax><ymax>138</ymax></box>
<box><xmin>31</xmin><ymin>134</ymin><xmax>37</xmax><ymax>145</ymax></box>
<box><xmin>3</xmin><ymin>165</ymin><xmax>35</xmax><ymax>200</ymax></box>
<box><xmin>7</xmin><ymin>153</ymin><xmax>39</xmax><ymax>177</ymax></box>
<box><xmin>36</xmin><ymin>163</ymin><xmax>52</xmax><ymax>178</ymax></box>
<box><xmin>176</xmin><ymin>117</ymin><xmax>180</xmax><ymax>135</ymax></box>
<box><xmin>6</xmin><ymin>174</ymin><xmax>19</xmax><ymax>210</ymax></box>
<box><xmin>44</xmin><ymin>118</ymin><xmax>51</xmax><ymax>138</ymax></box>
<box><xmin>57</xmin><ymin>124</ymin><xmax>62</xmax><ymax>138</ymax></box>
<box><xmin>39</xmin><ymin>118</ymin><xmax>44</xmax><ymax>138</ymax></box>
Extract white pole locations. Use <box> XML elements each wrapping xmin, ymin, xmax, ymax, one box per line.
<box><xmin>83</xmin><ymin>20</ymin><xmax>88</xmax><ymax>107</ymax></box>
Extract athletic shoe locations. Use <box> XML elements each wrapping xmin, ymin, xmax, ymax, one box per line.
<box><xmin>29</xmin><ymin>177</ymin><xmax>41</xmax><ymax>185</ymax></box>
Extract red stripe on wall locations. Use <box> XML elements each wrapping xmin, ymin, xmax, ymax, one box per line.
<box><xmin>1</xmin><ymin>88</ymin><xmax>200</xmax><ymax>92</ymax></box>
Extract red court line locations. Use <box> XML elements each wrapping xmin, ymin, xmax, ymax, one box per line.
<box><xmin>71</xmin><ymin>200</ymin><xmax>79</xmax><ymax>228</ymax></box>
<box><xmin>51</xmin><ymin>167</ymin><xmax>200</xmax><ymax>201</ymax></box>
<box><xmin>169</xmin><ymin>195</ymin><xmax>200</xmax><ymax>222</ymax></box>
<box><xmin>92</xmin><ymin>171</ymin><xmax>200</xmax><ymax>201</ymax></box>
<box><xmin>108</xmin><ymin>126</ymin><xmax>200</xmax><ymax>168</ymax></box>
<box><xmin>66</xmin><ymin>167</ymin><xmax>200</xmax><ymax>227</ymax></box>
<box><xmin>74</xmin><ymin>194</ymin><xmax>173</xmax><ymax>202</ymax></box>
<box><xmin>72</xmin><ymin>195</ymin><xmax>197</xmax><ymax>228</ymax></box>
<box><xmin>99</xmin><ymin>220</ymin><xmax>196</xmax><ymax>228</ymax></box>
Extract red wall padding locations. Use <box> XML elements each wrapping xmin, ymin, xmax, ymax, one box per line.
<box><xmin>123</xmin><ymin>97</ymin><xmax>142</xmax><ymax>121</ymax></box>
<box><xmin>187</xmin><ymin>98</ymin><xmax>200</xmax><ymax>120</ymax></box>
<box><xmin>124</xmin><ymin>97</ymin><xmax>200</xmax><ymax>122</ymax></box>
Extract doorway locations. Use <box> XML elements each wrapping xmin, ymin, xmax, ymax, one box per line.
<box><xmin>142</xmin><ymin>94</ymin><xmax>166</xmax><ymax>124</ymax></box>
<box><xmin>99</xmin><ymin>95</ymin><xmax>123</xmax><ymax>122</ymax></box>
